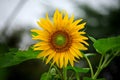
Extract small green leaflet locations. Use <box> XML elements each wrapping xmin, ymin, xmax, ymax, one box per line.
<box><xmin>40</xmin><ymin>72</ymin><xmax>52</xmax><ymax>80</ymax></box>
<box><xmin>31</xmin><ymin>31</ymin><xmax>39</xmax><ymax>36</ymax></box>
<box><xmin>88</xmin><ymin>36</ymin><xmax>96</xmax><ymax>42</ymax></box>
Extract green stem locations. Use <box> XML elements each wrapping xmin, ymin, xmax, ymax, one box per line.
<box><xmin>63</xmin><ymin>67</ymin><xmax>67</xmax><ymax>80</ymax></box>
<box><xmin>46</xmin><ymin>65</ymin><xmax>52</xmax><ymax>79</ymax></box>
<box><xmin>53</xmin><ymin>65</ymin><xmax>62</xmax><ymax>79</ymax></box>
<box><xmin>91</xmin><ymin>55</ymin><xmax>103</xmax><ymax>79</ymax></box>
<box><xmin>69</xmin><ymin>72</ymin><xmax>74</xmax><ymax>80</ymax></box>
<box><xmin>93</xmin><ymin>51</ymin><xmax>119</xmax><ymax>79</ymax></box>
<box><xmin>76</xmin><ymin>72</ymin><xmax>80</xmax><ymax>80</ymax></box>
<box><xmin>93</xmin><ymin>54</ymin><xmax>109</xmax><ymax>79</ymax></box>
<box><xmin>84</xmin><ymin>54</ymin><xmax>94</xmax><ymax>78</ymax></box>
<box><xmin>98</xmin><ymin>55</ymin><xmax>104</xmax><ymax>68</ymax></box>
<box><xmin>104</xmin><ymin>51</ymin><xmax>119</xmax><ymax>67</ymax></box>
<box><xmin>92</xmin><ymin>66</ymin><xmax>102</xmax><ymax>79</ymax></box>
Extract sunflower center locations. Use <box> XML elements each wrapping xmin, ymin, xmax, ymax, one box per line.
<box><xmin>55</xmin><ymin>34</ymin><xmax>66</xmax><ymax>46</ymax></box>
<box><xmin>50</xmin><ymin>30</ymin><xmax>72</xmax><ymax>52</ymax></box>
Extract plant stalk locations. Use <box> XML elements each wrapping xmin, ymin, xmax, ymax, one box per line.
<box><xmin>84</xmin><ymin>54</ymin><xmax>94</xmax><ymax>78</ymax></box>
<box><xmin>63</xmin><ymin>67</ymin><xmax>67</xmax><ymax>80</ymax></box>
<box><xmin>76</xmin><ymin>72</ymin><xmax>80</xmax><ymax>80</ymax></box>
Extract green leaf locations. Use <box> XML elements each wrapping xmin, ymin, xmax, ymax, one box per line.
<box><xmin>93</xmin><ymin>36</ymin><xmax>120</xmax><ymax>54</ymax></box>
<box><xmin>88</xmin><ymin>36</ymin><xmax>96</xmax><ymax>42</ymax></box>
<box><xmin>40</xmin><ymin>72</ymin><xmax>52</xmax><ymax>80</ymax></box>
<box><xmin>67</xmin><ymin>66</ymin><xmax>90</xmax><ymax>73</ymax></box>
<box><xmin>83</xmin><ymin>77</ymin><xmax>105</xmax><ymax>80</ymax></box>
<box><xmin>0</xmin><ymin>47</ymin><xmax>40</xmax><ymax>68</ymax></box>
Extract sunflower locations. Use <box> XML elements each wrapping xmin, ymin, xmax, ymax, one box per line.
<box><xmin>31</xmin><ymin>9</ymin><xmax>88</xmax><ymax>68</ymax></box>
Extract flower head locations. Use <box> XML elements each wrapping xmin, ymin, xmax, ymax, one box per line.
<box><xmin>31</xmin><ymin>9</ymin><xmax>88</xmax><ymax>68</ymax></box>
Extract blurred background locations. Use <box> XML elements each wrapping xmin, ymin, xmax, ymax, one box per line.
<box><xmin>0</xmin><ymin>0</ymin><xmax>120</xmax><ymax>80</ymax></box>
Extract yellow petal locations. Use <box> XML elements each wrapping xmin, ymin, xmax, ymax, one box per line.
<box><xmin>72</xmin><ymin>42</ymin><xmax>88</xmax><ymax>50</ymax></box>
<box><xmin>69</xmin><ymin>14</ymin><xmax>74</xmax><ymax>24</ymax></box>
<box><xmin>53</xmin><ymin>53</ymin><xmax>60</xmax><ymax>67</ymax></box>
<box><xmin>32</xmin><ymin>29</ymin><xmax>49</xmax><ymax>35</ymax></box>
<box><xmin>70</xmin><ymin>32</ymin><xmax>86</xmax><ymax>39</ymax></box>
<box><xmin>72</xmin><ymin>19</ymin><xmax>83</xmax><ymax>26</ymax></box>
<box><xmin>72</xmin><ymin>38</ymin><xmax>89</xmax><ymax>46</ymax></box>
<box><xmin>32</xmin><ymin>35</ymin><xmax>49</xmax><ymax>41</ymax></box>
<box><xmin>73</xmin><ymin>35</ymin><xmax>88</xmax><ymax>40</ymax></box>
<box><xmin>37</xmin><ymin>19</ymin><xmax>52</xmax><ymax>33</ymax></box>
<box><xmin>58</xmin><ymin>12</ymin><xmax>63</xmax><ymax>23</ymax></box>
<box><xmin>34</xmin><ymin>42</ymin><xmax>48</xmax><ymax>47</ymax></box>
<box><xmin>71</xmin><ymin>31</ymin><xmax>86</xmax><ymax>35</ymax></box>
<box><xmin>46</xmin><ymin>52</ymin><xmax>56</xmax><ymax>64</ymax></box>
<box><xmin>64</xmin><ymin>52</ymin><xmax>69</xmax><ymax>67</ymax></box>
<box><xmin>71</xmin><ymin>47</ymin><xmax>83</xmax><ymax>57</ymax></box>
<box><xmin>67</xmin><ymin>51</ymin><xmax>74</xmax><ymax>67</ymax></box>
<box><xmin>53</xmin><ymin>9</ymin><xmax>59</xmax><ymax>25</ymax></box>
<box><xmin>60</xmin><ymin>53</ymin><xmax>65</xmax><ymax>68</ymax></box>
<box><xmin>79</xmin><ymin>32</ymin><xmax>86</xmax><ymax>35</ymax></box>
<box><xmin>63</xmin><ymin>12</ymin><xmax>68</xmax><ymax>24</ymax></box>
<box><xmin>34</xmin><ymin>45</ymin><xmax>50</xmax><ymax>50</ymax></box>
<box><xmin>37</xmin><ymin>51</ymin><xmax>46</xmax><ymax>58</ymax></box>
<box><xmin>43</xmin><ymin>49</ymin><xmax>54</xmax><ymax>59</ymax></box>
<box><xmin>37</xmin><ymin>49</ymin><xmax>53</xmax><ymax>59</ymax></box>
<box><xmin>69</xmin><ymin>19</ymin><xmax>83</xmax><ymax>31</ymax></box>
<box><xmin>76</xmin><ymin>22</ymin><xmax>86</xmax><ymax>31</ymax></box>
<box><xmin>81</xmin><ymin>40</ymin><xmax>89</xmax><ymax>46</ymax></box>
<box><xmin>69</xmin><ymin>48</ymin><xmax>80</xmax><ymax>59</ymax></box>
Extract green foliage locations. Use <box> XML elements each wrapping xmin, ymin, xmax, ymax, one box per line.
<box><xmin>31</xmin><ymin>31</ymin><xmax>39</xmax><ymax>36</ymax></box>
<box><xmin>93</xmin><ymin>36</ymin><xmax>120</xmax><ymax>54</ymax></box>
<box><xmin>40</xmin><ymin>68</ymin><xmax>60</xmax><ymax>80</ymax></box>
<box><xmin>83</xmin><ymin>77</ymin><xmax>105</xmax><ymax>80</ymax></box>
<box><xmin>40</xmin><ymin>72</ymin><xmax>52</xmax><ymax>80</ymax></box>
<box><xmin>67</xmin><ymin>66</ymin><xmax>90</xmax><ymax>73</ymax></box>
<box><xmin>0</xmin><ymin>47</ymin><xmax>40</xmax><ymax>68</ymax></box>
